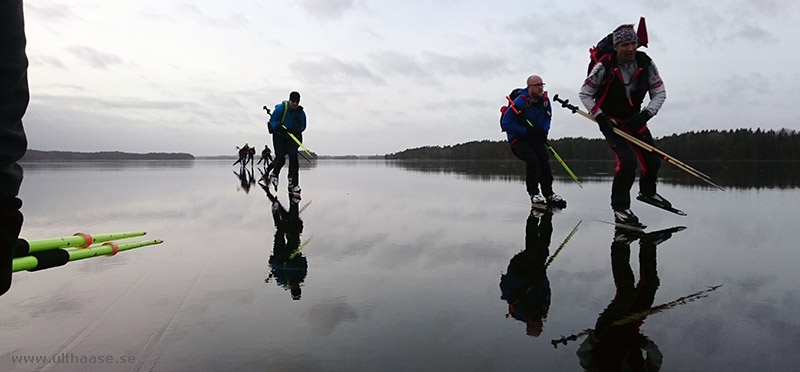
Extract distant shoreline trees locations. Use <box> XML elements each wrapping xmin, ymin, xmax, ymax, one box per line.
<box><xmin>385</xmin><ymin>128</ymin><xmax>800</xmax><ymax>161</ymax></box>
<box><xmin>20</xmin><ymin>150</ymin><xmax>195</xmax><ymax>161</ymax></box>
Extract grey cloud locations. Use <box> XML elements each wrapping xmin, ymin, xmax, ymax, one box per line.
<box><xmin>30</xmin><ymin>55</ymin><xmax>67</xmax><ymax>69</ymax></box>
<box><xmin>294</xmin><ymin>56</ymin><xmax>385</xmax><ymax>85</ymax></box>
<box><xmin>67</xmin><ymin>46</ymin><xmax>123</xmax><ymax>69</ymax></box>
<box><xmin>720</xmin><ymin>73</ymin><xmax>772</xmax><ymax>95</ymax></box>
<box><xmin>370</xmin><ymin>51</ymin><xmax>436</xmax><ymax>83</ymax></box>
<box><xmin>176</xmin><ymin>3</ymin><xmax>249</xmax><ymax>29</ymax></box>
<box><xmin>24</xmin><ymin>2</ymin><xmax>75</xmax><ymax>22</ymax></box>
<box><xmin>35</xmin><ymin>93</ymin><xmax>197</xmax><ymax>111</ymax></box>
<box><xmin>423</xmin><ymin>51</ymin><xmax>508</xmax><ymax>78</ymax></box>
<box><xmin>307</xmin><ymin>299</ymin><xmax>358</xmax><ymax>336</ymax></box>
<box><xmin>300</xmin><ymin>0</ymin><xmax>356</xmax><ymax>20</ymax></box>
<box><xmin>724</xmin><ymin>24</ymin><xmax>779</xmax><ymax>43</ymax></box>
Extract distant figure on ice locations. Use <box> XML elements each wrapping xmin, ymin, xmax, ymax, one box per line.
<box><xmin>247</xmin><ymin>146</ymin><xmax>255</xmax><ymax>167</ymax></box>
<box><xmin>233</xmin><ymin>143</ymin><xmax>250</xmax><ymax>166</ymax></box>
<box><xmin>256</xmin><ymin>144</ymin><xmax>273</xmax><ymax>171</ymax></box>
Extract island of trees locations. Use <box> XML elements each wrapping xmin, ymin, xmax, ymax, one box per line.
<box><xmin>385</xmin><ymin>128</ymin><xmax>800</xmax><ymax>161</ymax></box>
<box><xmin>20</xmin><ymin>150</ymin><xmax>195</xmax><ymax>161</ymax></box>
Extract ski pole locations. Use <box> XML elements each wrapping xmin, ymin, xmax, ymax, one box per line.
<box><xmin>551</xmin><ymin>94</ymin><xmax>711</xmax><ymax>180</ymax></box>
<box><xmin>545</xmin><ymin>143</ymin><xmax>582</xmax><ymax>188</ymax></box>
<box><xmin>551</xmin><ymin>94</ymin><xmax>725</xmax><ymax>191</ymax></box>
<box><xmin>505</xmin><ymin>96</ymin><xmax>582</xmax><ymax>187</ymax></box>
<box><xmin>262</xmin><ymin>106</ymin><xmax>313</xmax><ymax>162</ymax></box>
<box><xmin>15</xmin><ymin>231</ymin><xmax>147</xmax><ymax>257</ymax></box>
<box><xmin>13</xmin><ymin>239</ymin><xmax>163</xmax><ymax>272</ymax></box>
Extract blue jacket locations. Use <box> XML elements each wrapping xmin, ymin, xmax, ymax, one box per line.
<box><xmin>500</xmin><ymin>89</ymin><xmax>551</xmax><ymax>142</ymax></box>
<box><xmin>269</xmin><ymin>101</ymin><xmax>307</xmax><ymax>137</ymax></box>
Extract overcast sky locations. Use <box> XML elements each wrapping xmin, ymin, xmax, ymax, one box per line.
<box><xmin>20</xmin><ymin>0</ymin><xmax>800</xmax><ymax>156</ymax></box>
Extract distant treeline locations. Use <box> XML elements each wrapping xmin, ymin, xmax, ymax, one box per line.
<box><xmin>21</xmin><ymin>150</ymin><xmax>195</xmax><ymax>161</ymax></box>
<box><xmin>386</xmin><ymin>128</ymin><xmax>800</xmax><ymax>161</ymax></box>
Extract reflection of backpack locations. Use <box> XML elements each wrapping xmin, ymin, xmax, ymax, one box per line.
<box><xmin>499</xmin><ymin>88</ymin><xmax>526</xmax><ymax>131</ymax></box>
<box><xmin>587</xmin><ymin>17</ymin><xmax>649</xmax><ymax>76</ymax></box>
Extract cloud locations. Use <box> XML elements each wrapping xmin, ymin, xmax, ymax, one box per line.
<box><xmin>24</xmin><ymin>2</ymin><xmax>76</xmax><ymax>22</ymax></box>
<box><xmin>30</xmin><ymin>55</ymin><xmax>67</xmax><ymax>69</ymax></box>
<box><xmin>423</xmin><ymin>51</ymin><xmax>509</xmax><ymax>79</ymax></box>
<box><xmin>307</xmin><ymin>299</ymin><xmax>358</xmax><ymax>335</ymax></box>
<box><xmin>724</xmin><ymin>24</ymin><xmax>779</xmax><ymax>43</ymax></box>
<box><xmin>66</xmin><ymin>46</ymin><xmax>123</xmax><ymax>69</ymax></box>
<box><xmin>34</xmin><ymin>93</ymin><xmax>197</xmax><ymax>111</ymax></box>
<box><xmin>176</xmin><ymin>3</ymin><xmax>250</xmax><ymax>30</ymax></box>
<box><xmin>293</xmin><ymin>56</ymin><xmax>385</xmax><ymax>85</ymax></box>
<box><xmin>719</xmin><ymin>73</ymin><xmax>773</xmax><ymax>96</ymax></box>
<box><xmin>370</xmin><ymin>51</ymin><xmax>434</xmax><ymax>82</ymax></box>
<box><xmin>299</xmin><ymin>0</ymin><xmax>357</xmax><ymax>20</ymax></box>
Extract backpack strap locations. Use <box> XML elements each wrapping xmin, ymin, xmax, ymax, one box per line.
<box><xmin>281</xmin><ymin>101</ymin><xmax>289</xmax><ymax>125</ymax></box>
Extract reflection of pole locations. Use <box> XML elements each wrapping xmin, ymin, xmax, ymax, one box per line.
<box><xmin>17</xmin><ymin>231</ymin><xmax>146</xmax><ymax>256</ymax></box>
<box><xmin>13</xmin><ymin>239</ymin><xmax>163</xmax><ymax>272</ymax></box>
<box><xmin>550</xmin><ymin>284</ymin><xmax>722</xmax><ymax>348</ymax></box>
<box><xmin>544</xmin><ymin>220</ymin><xmax>582</xmax><ymax>268</ymax></box>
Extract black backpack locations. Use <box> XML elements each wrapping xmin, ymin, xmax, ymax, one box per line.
<box><xmin>499</xmin><ymin>88</ymin><xmax>526</xmax><ymax>131</ymax></box>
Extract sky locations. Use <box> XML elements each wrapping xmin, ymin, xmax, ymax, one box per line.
<box><xmin>19</xmin><ymin>0</ymin><xmax>800</xmax><ymax>156</ymax></box>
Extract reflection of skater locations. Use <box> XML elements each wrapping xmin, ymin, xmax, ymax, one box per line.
<box><xmin>575</xmin><ymin>229</ymin><xmax>675</xmax><ymax>371</ymax></box>
<box><xmin>1</xmin><ymin>1</ymin><xmax>29</xmax><ymax>296</ymax></box>
<box><xmin>233</xmin><ymin>166</ymin><xmax>255</xmax><ymax>193</ymax></box>
<box><xmin>260</xmin><ymin>182</ymin><xmax>307</xmax><ymax>300</ymax></box>
<box><xmin>500</xmin><ymin>210</ymin><xmax>553</xmax><ymax>337</ymax></box>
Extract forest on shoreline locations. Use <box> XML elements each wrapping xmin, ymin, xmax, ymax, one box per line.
<box><xmin>20</xmin><ymin>150</ymin><xmax>194</xmax><ymax>161</ymax></box>
<box><xmin>386</xmin><ymin>128</ymin><xmax>800</xmax><ymax>161</ymax></box>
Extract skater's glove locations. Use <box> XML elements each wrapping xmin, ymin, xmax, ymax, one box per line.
<box><xmin>595</xmin><ymin>113</ymin><xmax>614</xmax><ymax>134</ymax></box>
<box><xmin>627</xmin><ymin>110</ymin><xmax>652</xmax><ymax>134</ymax></box>
<box><xmin>524</xmin><ymin>127</ymin><xmax>547</xmax><ymax>142</ymax></box>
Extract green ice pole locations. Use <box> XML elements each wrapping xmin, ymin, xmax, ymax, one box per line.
<box><xmin>12</xmin><ymin>239</ymin><xmax>163</xmax><ymax>272</ymax></box>
<box><xmin>262</xmin><ymin>106</ymin><xmax>313</xmax><ymax>160</ymax></box>
<box><xmin>23</xmin><ymin>231</ymin><xmax>147</xmax><ymax>253</ymax></box>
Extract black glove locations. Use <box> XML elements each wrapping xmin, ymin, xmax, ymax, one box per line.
<box><xmin>628</xmin><ymin>110</ymin><xmax>653</xmax><ymax>133</ymax></box>
<box><xmin>525</xmin><ymin>127</ymin><xmax>547</xmax><ymax>142</ymax></box>
<box><xmin>595</xmin><ymin>113</ymin><xmax>613</xmax><ymax>133</ymax></box>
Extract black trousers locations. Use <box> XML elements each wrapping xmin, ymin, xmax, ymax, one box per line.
<box><xmin>604</xmin><ymin>128</ymin><xmax>660</xmax><ymax>211</ymax></box>
<box><xmin>271</xmin><ymin>134</ymin><xmax>300</xmax><ymax>187</ymax></box>
<box><xmin>510</xmin><ymin>138</ymin><xmax>553</xmax><ymax>197</ymax></box>
<box><xmin>1</xmin><ymin>0</ymin><xmax>29</xmax><ymax>295</ymax></box>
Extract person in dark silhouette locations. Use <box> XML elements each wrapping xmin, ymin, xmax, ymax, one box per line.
<box><xmin>260</xmin><ymin>181</ymin><xmax>307</xmax><ymax>300</ymax></box>
<box><xmin>1</xmin><ymin>1</ymin><xmax>29</xmax><ymax>296</ymax></box>
<box><xmin>233</xmin><ymin>143</ymin><xmax>250</xmax><ymax>166</ymax></box>
<box><xmin>500</xmin><ymin>210</ymin><xmax>553</xmax><ymax>337</ymax></box>
<box><xmin>575</xmin><ymin>228</ymin><xmax>677</xmax><ymax>371</ymax></box>
<box><xmin>256</xmin><ymin>144</ymin><xmax>273</xmax><ymax>172</ymax></box>
<box><xmin>247</xmin><ymin>146</ymin><xmax>255</xmax><ymax>167</ymax></box>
